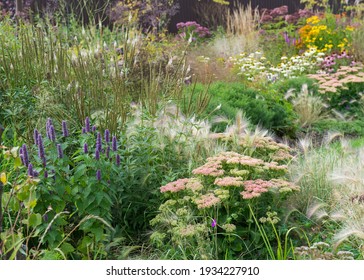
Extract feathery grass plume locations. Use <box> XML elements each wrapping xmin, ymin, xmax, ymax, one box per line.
<box><xmin>287</xmin><ymin>84</ymin><xmax>328</xmax><ymax>127</ymax></box>
<box><xmin>224</xmin><ymin>110</ymin><xmax>249</xmax><ymax>137</ymax></box>
<box><xmin>297</xmin><ymin>136</ymin><xmax>313</xmax><ymax>154</ymax></box>
<box><xmin>305</xmin><ymin>200</ymin><xmax>329</xmax><ymax>221</ymax></box>
<box><xmin>226</xmin><ymin>2</ymin><xmax>260</xmax><ymax>40</ymax></box>
<box><xmin>333</xmin><ymin>221</ymin><xmax>364</xmax><ymax>250</ymax></box>
<box><xmin>288</xmin><ymin>139</ymin><xmax>343</xmax><ymax>211</ymax></box>
<box><xmin>323</xmin><ymin>131</ymin><xmax>343</xmax><ymax>146</ymax></box>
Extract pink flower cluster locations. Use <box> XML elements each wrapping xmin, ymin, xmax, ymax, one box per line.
<box><xmin>208</xmin><ymin>152</ymin><xmax>265</xmax><ymax>167</ymax></box>
<box><xmin>195</xmin><ymin>193</ymin><xmax>221</xmax><ymax>209</ymax></box>
<box><xmin>214</xmin><ymin>176</ymin><xmax>244</xmax><ymax>187</ymax></box>
<box><xmin>192</xmin><ymin>151</ymin><xmax>288</xmax><ymax>178</ymax></box>
<box><xmin>160</xmin><ymin>178</ymin><xmax>190</xmax><ymax>193</ymax></box>
<box><xmin>309</xmin><ymin>65</ymin><xmax>364</xmax><ymax>93</ymax></box>
<box><xmin>192</xmin><ymin>161</ymin><xmax>224</xmax><ymax>177</ymax></box>
<box><xmin>240</xmin><ymin>179</ymin><xmax>300</xmax><ymax>199</ymax></box>
<box><xmin>240</xmin><ymin>179</ymin><xmax>272</xmax><ymax>199</ymax></box>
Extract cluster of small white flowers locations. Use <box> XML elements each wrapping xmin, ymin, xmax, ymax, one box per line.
<box><xmin>231</xmin><ymin>48</ymin><xmax>325</xmax><ymax>82</ymax></box>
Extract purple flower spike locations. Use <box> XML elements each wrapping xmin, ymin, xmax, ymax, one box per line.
<box><xmin>112</xmin><ymin>136</ymin><xmax>117</xmax><ymax>151</ymax></box>
<box><xmin>57</xmin><ymin>144</ymin><xmax>63</xmax><ymax>159</ymax></box>
<box><xmin>211</xmin><ymin>219</ymin><xmax>217</xmax><ymax>228</ymax></box>
<box><xmin>62</xmin><ymin>121</ymin><xmax>69</xmax><ymax>137</ymax></box>
<box><xmin>116</xmin><ymin>154</ymin><xmax>121</xmax><ymax>166</ymax></box>
<box><xmin>22</xmin><ymin>144</ymin><xmax>29</xmax><ymax>167</ymax></box>
<box><xmin>104</xmin><ymin>129</ymin><xmax>110</xmax><ymax>143</ymax></box>
<box><xmin>95</xmin><ymin>149</ymin><xmax>100</xmax><ymax>160</ymax></box>
<box><xmin>44</xmin><ymin>170</ymin><xmax>48</xmax><ymax>178</ymax></box>
<box><xmin>34</xmin><ymin>129</ymin><xmax>39</xmax><ymax>145</ymax></box>
<box><xmin>20</xmin><ymin>153</ymin><xmax>25</xmax><ymax>166</ymax></box>
<box><xmin>96</xmin><ymin>169</ymin><xmax>101</xmax><ymax>181</ymax></box>
<box><xmin>28</xmin><ymin>163</ymin><xmax>34</xmax><ymax>177</ymax></box>
<box><xmin>49</xmin><ymin>125</ymin><xmax>56</xmax><ymax>142</ymax></box>
<box><xmin>85</xmin><ymin>117</ymin><xmax>91</xmax><ymax>133</ymax></box>
<box><xmin>83</xmin><ymin>143</ymin><xmax>88</xmax><ymax>153</ymax></box>
<box><xmin>82</xmin><ymin>127</ymin><xmax>86</xmax><ymax>134</ymax></box>
<box><xmin>38</xmin><ymin>134</ymin><xmax>46</xmax><ymax>167</ymax></box>
<box><xmin>46</xmin><ymin>118</ymin><xmax>53</xmax><ymax>139</ymax></box>
<box><xmin>96</xmin><ymin>132</ymin><xmax>102</xmax><ymax>151</ymax></box>
<box><xmin>92</xmin><ymin>125</ymin><xmax>97</xmax><ymax>132</ymax></box>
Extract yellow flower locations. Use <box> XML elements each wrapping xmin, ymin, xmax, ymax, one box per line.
<box><xmin>346</xmin><ymin>26</ymin><xmax>354</xmax><ymax>31</ymax></box>
<box><xmin>1</xmin><ymin>172</ymin><xmax>7</xmax><ymax>184</ymax></box>
<box><xmin>307</xmin><ymin>16</ymin><xmax>320</xmax><ymax>25</ymax></box>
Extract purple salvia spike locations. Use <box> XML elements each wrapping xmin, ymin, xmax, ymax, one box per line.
<box><xmin>46</xmin><ymin>118</ymin><xmax>53</xmax><ymax>139</ymax></box>
<box><xmin>49</xmin><ymin>125</ymin><xmax>56</xmax><ymax>142</ymax></box>
<box><xmin>96</xmin><ymin>132</ymin><xmax>102</xmax><ymax>151</ymax></box>
<box><xmin>57</xmin><ymin>144</ymin><xmax>63</xmax><ymax>159</ymax></box>
<box><xmin>20</xmin><ymin>153</ymin><xmax>25</xmax><ymax>166</ymax></box>
<box><xmin>96</xmin><ymin>169</ymin><xmax>101</xmax><ymax>181</ymax></box>
<box><xmin>112</xmin><ymin>135</ymin><xmax>117</xmax><ymax>151</ymax></box>
<box><xmin>22</xmin><ymin>144</ymin><xmax>29</xmax><ymax>167</ymax></box>
<box><xmin>95</xmin><ymin>149</ymin><xmax>100</xmax><ymax>160</ymax></box>
<box><xmin>85</xmin><ymin>117</ymin><xmax>91</xmax><ymax>133</ymax></box>
<box><xmin>34</xmin><ymin>129</ymin><xmax>39</xmax><ymax>145</ymax></box>
<box><xmin>83</xmin><ymin>143</ymin><xmax>88</xmax><ymax>153</ymax></box>
<box><xmin>33</xmin><ymin>171</ymin><xmax>39</xmax><ymax>177</ymax></box>
<box><xmin>116</xmin><ymin>154</ymin><xmax>121</xmax><ymax>166</ymax></box>
<box><xmin>38</xmin><ymin>134</ymin><xmax>46</xmax><ymax>167</ymax></box>
<box><xmin>27</xmin><ymin>163</ymin><xmax>34</xmax><ymax>177</ymax></box>
<box><xmin>82</xmin><ymin>127</ymin><xmax>86</xmax><ymax>134</ymax></box>
<box><xmin>62</xmin><ymin>121</ymin><xmax>69</xmax><ymax>137</ymax></box>
<box><xmin>92</xmin><ymin>125</ymin><xmax>97</xmax><ymax>132</ymax></box>
<box><xmin>104</xmin><ymin>129</ymin><xmax>110</xmax><ymax>143</ymax></box>
<box><xmin>44</xmin><ymin>170</ymin><xmax>48</xmax><ymax>178</ymax></box>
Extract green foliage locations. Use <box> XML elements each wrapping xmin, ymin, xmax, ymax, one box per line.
<box><xmin>309</xmin><ymin>119</ymin><xmax>364</xmax><ymax>137</ymax></box>
<box><xmin>188</xmin><ymin>82</ymin><xmax>297</xmax><ymax>136</ymax></box>
<box><xmin>271</xmin><ymin>77</ymin><xmax>319</xmax><ymax>96</ymax></box>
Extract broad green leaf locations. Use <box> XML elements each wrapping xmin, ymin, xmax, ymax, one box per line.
<box><xmin>60</xmin><ymin>242</ymin><xmax>75</xmax><ymax>255</ymax></box>
<box><xmin>28</xmin><ymin>213</ymin><xmax>42</xmax><ymax>227</ymax></box>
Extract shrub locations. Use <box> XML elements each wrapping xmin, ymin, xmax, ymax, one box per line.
<box><xmin>1</xmin><ymin>117</ymin><xmax>120</xmax><ymax>259</ymax></box>
<box><xmin>150</xmin><ymin>133</ymin><xmax>299</xmax><ymax>259</ymax></box>
<box><xmin>187</xmin><ymin>82</ymin><xmax>297</xmax><ymax>137</ymax></box>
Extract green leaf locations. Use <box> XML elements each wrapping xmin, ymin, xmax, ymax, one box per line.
<box><xmin>60</xmin><ymin>242</ymin><xmax>75</xmax><ymax>255</ymax></box>
<box><xmin>41</xmin><ymin>250</ymin><xmax>62</xmax><ymax>260</ymax></box>
<box><xmin>73</xmin><ymin>164</ymin><xmax>87</xmax><ymax>181</ymax></box>
<box><xmin>14</xmin><ymin>156</ymin><xmax>22</xmax><ymax>168</ymax></box>
<box><xmin>28</xmin><ymin>213</ymin><xmax>42</xmax><ymax>228</ymax></box>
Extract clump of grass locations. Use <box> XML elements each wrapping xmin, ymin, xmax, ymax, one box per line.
<box><xmin>285</xmin><ymin>84</ymin><xmax>328</xmax><ymax>128</ymax></box>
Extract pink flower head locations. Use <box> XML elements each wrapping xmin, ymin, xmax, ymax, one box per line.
<box><xmin>160</xmin><ymin>178</ymin><xmax>190</xmax><ymax>193</ymax></box>
<box><xmin>214</xmin><ymin>176</ymin><xmax>244</xmax><ymax>187</ymax></box>
<box><xmin>195</xmin><ymin>193</ymin><xmax>221</xmax><ymax>209</ymax></box>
